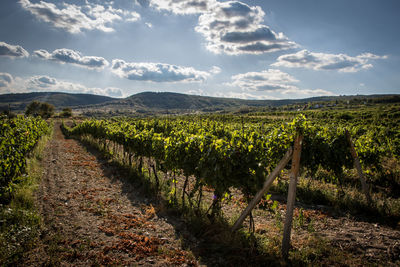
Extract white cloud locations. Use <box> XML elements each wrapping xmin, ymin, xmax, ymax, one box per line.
<box><xmin>0</xmin><ymin>73</ymin><xmax>14</xmax><ymax>89</ymax></box>
<box><xmin>150</xmin><ymin>0</ymin><xmax>216</xmax><ymax>15</ymax></box>
<box><xmin>33</xmin><ymin>48</ymin><xmax>109</xmax><ymax>69</ymax></box>
<box><xmin>195</xmin><ymin>1</ymin><xmax>297</xmax><ymax>55</ymax></box>
<box><xmin>145</xmin><ymin>22</ymin><xmax>153</xmax><ymax>28</ymax></box>
<box><xmin>150</xmin><ymin>0</ymin><xmax>297</xmax><ymax>55</ymax></box>
<box><xmin>187</xmin><ymin>88</ymin><xmax>206</xmax><ymax>96</ymax></box>
<box><xmin>111</xmin><ymin>59</ymin><xmax>211</xmax><ymax>82</ymax></box>
<box><xmin>272</xmin><ymin>49</ymin><xmax>387</xmax><ymax>72</ymax></box>
<box><xmin>228</xmin><ymin>69</ymin><xmax>299</xmax><ymax>91</ymax></box>
<box><xmin>358</xmin><ymin>52</ymin><xmax>388</xmax><ymax>60</ymax></box>
<box><xmin>24</xmin><ymin>75</ymin><xmax>123</xmax><ymax>97</ymax></box>
<box><xmin>0</xmin><ymin>41</ymin><xmax>29</xmax><ymax>58</ymax></box>
<box><xmin>227</xmin><ymin>69</ymin><xmax>334</xmax><ymax>98</ymax></box>
<box><xmin>280</xmin><ymin>88</ymin><xmax>334</xmax><ymax>96</ymax></box>
<box><xmin>186</xmin><ymin>87</ymin><xmax>278</xmax><ymax>100</ymax></box>
<box><xmin>213</xmin><ymin>91</ymin><xmax>278</xmax><ymax>100</ymax></box>
<box><xmin>19</xmin><ymin>0</ymin><xmax>140</xmax><ymax>34</ymax></box>
<box><xmin>104</xmin><ymin>87</ymin><xmax>123</xmax><ymax>97</ymax></box>
<box><xmin>0</xmin><ymin>74</ymin><xmax>123</xmax><ymax>97</ymax></box>
<box><xmin>210</xmin><ymin>66</ymin><xmax>221</xmax><ymax>74</ymax></box>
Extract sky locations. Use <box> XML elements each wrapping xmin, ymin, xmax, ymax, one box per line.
<box><xmin>0</xmin><ymin>0</ymin><xmax>399</xmax><ymax>99</ymax></box>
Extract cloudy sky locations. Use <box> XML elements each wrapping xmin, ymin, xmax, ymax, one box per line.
<box><xmin>0</xmin><ymin>0</ymin><xmax>399</xmax><ymax>99</ymax></box>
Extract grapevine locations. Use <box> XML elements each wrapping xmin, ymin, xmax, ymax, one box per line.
<box><xmin>0</xmin><ymin>115</ymin><xmax>50</xmax><ymax>200</ymax></box>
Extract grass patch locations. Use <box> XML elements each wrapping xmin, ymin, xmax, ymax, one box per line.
<box><xmin>0</xmin><ymin>123</ymin><xmax>53</xmax><ymax>265</ymax></box>
<box><xmin>289</xmin><ymin>234</ymin><xmax>363</xmax><ymax>266</ymax></box>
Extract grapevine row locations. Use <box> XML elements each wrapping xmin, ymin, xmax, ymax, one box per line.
<box><xmin>0</xmin><ymin>116</ymin><xmax>50</xmax><ymax>200</ymax></box>
<box><xmin>61</xmin><ymin>116</ymin><xmax>387</xmax><ymax>213</ymax></box>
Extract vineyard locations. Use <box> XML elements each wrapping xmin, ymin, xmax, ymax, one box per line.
<box><xmin>0</xmin><ymin>116</ymin><xmax>50</xmax><ymax>201</ymax></box>
<box><xmin>59</xmin><ymin>108</ymin><xmax>400</xmax><ymax>263</ymax></box>
<box><xmin>61</xmin><ymin>114</ymin><xmax>397</xmax><ymax>204</ymax></box>
<box><xmin>2</xmin><ymin>104</ymin><xmax>400</xmax><ymax>265</ymax></box>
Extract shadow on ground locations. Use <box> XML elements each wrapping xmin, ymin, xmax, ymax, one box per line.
<box><xmin>75</xmin><ymin>137</ymin><xmax>284</xmax><ymax>266</ymax></box>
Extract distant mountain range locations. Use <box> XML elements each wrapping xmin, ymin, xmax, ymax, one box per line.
<box><xmin>1</xmin><ymin>91</ymin><xmax>399</xmax><ymax>114</ymax></box>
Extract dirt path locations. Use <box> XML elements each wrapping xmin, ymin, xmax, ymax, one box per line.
<box><xmin>22</xmin><ymin>123</ymin><xmax>198</xmax><ymax>266</ymax></box>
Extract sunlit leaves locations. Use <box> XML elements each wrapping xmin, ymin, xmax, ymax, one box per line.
<box><xmin>63</xmin><ymin>115</ymin><xmax>390</xmax><ymax>211</ymax></box>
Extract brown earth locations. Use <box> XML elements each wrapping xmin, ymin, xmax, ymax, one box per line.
<box><xmin>250</xmin><ymin>200</ymin><xmax>400</xmax><ymax>265</ymax></box>
<box><xmin>224</xmin><ymin>188</ymin><xmax>400</xmax><ymax>265</ymax></box>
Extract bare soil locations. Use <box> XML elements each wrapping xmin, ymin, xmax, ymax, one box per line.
<box><xmin>251</xmin><ymin>200</ymin><xmax>400</xmax><ymax>265</ymax></box>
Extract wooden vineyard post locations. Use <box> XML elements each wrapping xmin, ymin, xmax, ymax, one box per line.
<box><xmin>281</xmin><ymin>134</ymin><xmax>303</xmax><ymax>259</ymax></box>
<box><xmin>231</xmin><ymin>147</ymin><xmax>293</xmax><ymax>232</ymax></box>
<box><xmin>345</xmin><ymin>130</ymin><xmax>372</xmax><ymax>205</ymax></box>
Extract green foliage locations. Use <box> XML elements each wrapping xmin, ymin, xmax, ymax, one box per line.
<box><xmin>60</xmin><ymin>108</ymin><xmax>72</xmax><ymax>118</ymax></box>
<box><xmin>25</xmin><ymin>101</ymin><xmax>54</xmax><ymax>118</ymax></box>
<box><xmin>0</xmin><ymin>116</ymin><xmax>49</xmax><ymax>201</ymax></box>
<box><xmin>61</xmin><ymin>114</ymin><xmax>392</xmax><ymax>215</ymax></box>
<box><xmin>25</xmin><ymin>101</ymin><xmax>41</xmax><ymax>117</ymax></box>
<box><xmin>0</xmin><ymin>207</ymin><xmax>41</xmax><ymax>265</ymax></box>
<box><xmin>0</xmin><ymin>124</ymin><xmax>51</xmax><ymax>265</ymax></box>
<box><xmin>0</xmin><ymin>109</ymin><xmax>17</xmax><ymax>119</ymax></box>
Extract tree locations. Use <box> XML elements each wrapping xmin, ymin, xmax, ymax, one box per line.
<box><xmin>1</xmin><ymin>104</ymin><xmax>16</xmax><ymax>118</ymax></box>
<box><xmin>0</xmin><ymin>109</ymin><xmax>17</xmax><ymax>118</ymax></box>
<box><xmin>40</xmin><ymin>102</ymin><xmax>55</xmax><ymax>118</ymax></box>
<box><xmin>25</xmin><ymin>101</ymin><xmax>54</xmax><ymax>118</ymax></box>
<box><xmin>60</xmin><ymin>107</ymin><xmax>72</xmax><ymax>118</ymax></box>
<box><xmin>25</xmin><ymin>101</ymin><xmax>41</xmax><ymax>117</ymax></box>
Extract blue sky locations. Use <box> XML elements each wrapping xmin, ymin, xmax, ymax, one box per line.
<box><xmin>0</xmin><ymin>0</ymin><xmax>399</xmax><ymax>99</ymax></box>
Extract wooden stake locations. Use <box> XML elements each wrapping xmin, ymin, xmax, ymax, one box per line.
<box><xmin>182</xmin><ymin>175</ymin><xmax>189</xmax><ymax>209</ymax></box>
<box><xmin>345</xmin><ymin>130</ymin><xmax>372</xmax><ymax>205</ymax></box>
<box><xmin>151</xmin><ymin>163</ymin><xmax>160</xmax><ymax>189</ymax></box>
<box><xmin>281</xmin><ymin>134</ymin><xmax>303</xmax><ymax>259</ymax></box>
<box><xmin>231</xmin><ymin>147</ymin><xmax>293</xmax><ymax>232</ymax></box>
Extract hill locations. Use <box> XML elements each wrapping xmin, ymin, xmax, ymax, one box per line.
<box><xmin>100</xmin><ymin>92</ymin><xmax>400</xmax><ymax>113</ymax></box>
<box><xmin>123</xmin><ymin>92</ymin><xmax>274</xmax><ymax>110</ymax></box>
<box><xmin>1</xmin><ymin>91</ymin><xmax>399</xmax><ymax>114</ymax></box>
<box><xmin>0</xmin><ymin>92</ymin><xmax>116</xmax><ymax>111</ymax></box>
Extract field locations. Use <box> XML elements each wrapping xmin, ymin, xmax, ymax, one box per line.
<box><xmin>1</xmin><ymin>102</ymin><xmax>400</xmax><ymax>266</ymax></box>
